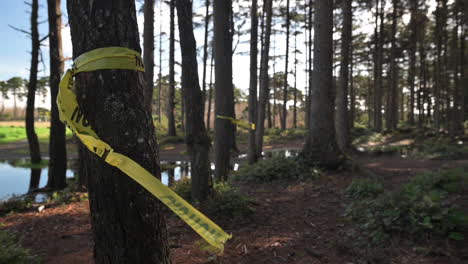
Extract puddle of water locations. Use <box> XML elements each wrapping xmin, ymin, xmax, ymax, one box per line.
<box><xmin>0</xmin><ymin>149</ymin><xmax>299</xmax><ymax>201</ymax></box>
<box><xmin>0</xmin><ymin>161</ymin><xmax>74</xmax><ymax>202</ymax></box>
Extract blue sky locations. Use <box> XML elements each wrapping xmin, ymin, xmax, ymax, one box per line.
<box><xmin>0</xmin><ymin>1</ymin><xmax>70</xmax><ymax>80</ymax></box>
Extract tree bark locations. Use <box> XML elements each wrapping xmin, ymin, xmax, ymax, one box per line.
<box><xmin>175</xmin><ymin>0</ymin><xmax>212</xmax><ymax>201</ymax></box>
<box><xmin>214</xmin><ymin>0</ymin><xmax>235</xmax><ymax>181</ymax></box>
<box><xmin>144</xmin><ymin>0</ymin><xmax>155</xmax><ymax>112</ymax></box>
<box><xmin>46</xmin><ymin>0</ymin><xmax>67</xmax><ymax>190</ymax></box>
<box><xmin>66</xmin><ymin>1</ymin><xmax>170</xmax><ymax>262</ymax></box>
<box><xmin>336</xmin><ymin>0</ymin><xmax>351</xmax><ymax>150</ymax></box>
<box><xmin>201</xmin><ymin>0</ymin><xmax>211</xmax><ymax>118</ymax></box>
<box><xmin>302</xmin><ymin>0</ymin><xmax>342</xmax><ymax>169</ymax></box>
<box><xmin>248</xmin><ymin>0</ymin><xmax>258</xmax><ymax>164</ymax></box>
<box><xmin>280</xmin><ymin>0</ymin><xmax>290</xmax><ymax>131</ymax></box>
<box><xmin>167</xmin><ymin>0</ymin><xmax>177</xmax><ymax>136</ymax></box>
<box><xmin>26</xmin><ymin>0</ymin><xmax>41</xmax><ymax>165</ymax></box>
<box><xmin>306</xmin><ymin>0</ymin><xmax>313</xmax><ymax>130</ymax></box>
<box><xmin>386</xmin><ymin>0</ymin><xmax>398</xmax><ymax>130</ymax></box>
<box><xmin>407</xmin><ymin>0</ymin><xmax>417</xmax><ymax>125</ymax></box>
<box><xmin>207</xmin><ymin>53</ymin><xmax>214</xmax><ymax>131</ymax></box>
<box><xmin>373</xmin><ymin>0</ymin><xmax>384</xmax><ymax>132</ymax></box>
<box><xmin>255</xmin><ymin>0</ymin><xmax>273</xmax><ymax>158</ymax></box>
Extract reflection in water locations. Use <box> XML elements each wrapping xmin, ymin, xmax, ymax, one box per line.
<box><xmin>28</xmin><ymin>168</ymin><xmax>42</xmax><ymax>192</ymax></box>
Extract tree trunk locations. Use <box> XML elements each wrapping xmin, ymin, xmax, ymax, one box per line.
<box><xmin>26</xmin><ymin>0</ymin><xmax>41</xmax><ymax>165</ymax></box>
<box><xmin>158</xmin><ymin>5</ymin><xmax>163</xmax><ymax>122</ymax></box>
<box><xmin>386</xmin><ymin>0</ymin><xmax>398</xmax><ymax>130</ymax></box>
<box><xmin>373</xmin><ymin>0</ymin><xmax>384</xmax><ymax>132</ymax></box>
<box><xmin>28</xmin><ymin>169</ymin><xmax>41</xmax><ymax>192</ymax></box>
<box><xmin>293</xmin><ymin>24</ymin><xmax>298</xmax><ymax>129</ymax></box>
<box><xmin>280</xmin><ymin>0</ymin><xmax>290</xmax><ymax>131</ymax></box>
<box><xmin>349</xmin><ymin>43</ymin><xmax>355</xmax><ymax>129</ymax></box>
<box><xmin>255</xmin><ymin>0</ymin><xmax>273</xmax><ymax>158</ymax></box>
<box><xmin>167</xmin><ymin>0</ymin><xmax>177</xmax><ymax>136</ymax></box>
<box><xmin>201</xmin><ymin>0</ymin><xmax>210</xmax><ymax>118</ymax></box>
<box><xmin>248</xmin><ymin>0</ymin><xmax>258</xmax><ymax>164</ymax></box>
<box><xmin>46</xmin><ymin>0</ymin><xmax>67</xmax><ymax>190</ymax></box>
<box><xmin>335</xmin><ymin>0</ymin><xmax>351</xmax><ymax>150</ymax></box>
<box><xmin>175</xmin><ymin>0</ymin><xmax>212</xmax><ymax>201</ymax></box>
<box><xmin>66</xmin><ymin>1</ymin><xmax>170</xmax><ymax>262</ymax></box>
<box><xmin>144</xmin><ymin>0</ymin><xmax>155</xmax><ymax>112</ymax></box>
<box><xmin>207</xmin><ymin>53</ymin><xmax>214</xmax><ymax>131</ymax></box>
<box><xmin>407</xmin><ymin>0</ymin><xmax>417</xmax><ymax>125</ymax></box>
<box><xmin>306</xmin><ymin>0</ymin><xmax>313</xmax><ymax>130</ymax></box>
<box><xmin>302</xmin><ymin>0</ymin><xmax>342</xmax><ymax>169</ymax></box>
<box><xmin>214</xmin><ymin>0</ymin><xmax>235</xmax><ymax>181</ymax></box>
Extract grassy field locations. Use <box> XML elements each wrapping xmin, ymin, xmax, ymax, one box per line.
<box><xmin>0</xmin><ymin>122</ymin><xmax>73</xmax><ymax>144</ymax></box>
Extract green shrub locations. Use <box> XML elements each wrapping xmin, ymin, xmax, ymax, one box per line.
<box><xmin>0</xmin><ymin>197</ymin><xmax>33</xmax><ymax>216</ymax></box>
<box><xmin>234</xmin><ymin>157</ymin><xmax>312</xmax><ymax>183</ymax></box>
<box><xmin>345</xmin><ymin>178</ymin><xmax>384</xmax><ymax>199</ymax></box>
<box><xmin>0</xmin><ymin>230</ymin><xmax>39</xmax><ymax>264</ymax></box>
<box><xmin>346</xmin><ymin>168</ymin><xmax>468</xmax><ymax>244</ymax></box>
<box><xmin>171</xmin><ymin>177</ymin><xmax>191</xmax><ymax>201</ymax></box>
<box><xmin>204</xmin><ymin>183</ymin><xmax>253</xmax><ymax>223</ymax></box>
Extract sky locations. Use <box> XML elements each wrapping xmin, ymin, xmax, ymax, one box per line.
<box><xmin>0</xmin><ymin>0</ymin><xmax>436</xmax><ymax>110</ymax></box>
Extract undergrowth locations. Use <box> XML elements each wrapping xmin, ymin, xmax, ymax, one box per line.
<box><xmin>345</xmin><ymin>168</ymin><xmax>468</xmax><ymax>245</ymax></box>
<box><xmin>0</xmin><ymin>229</ymin><xmax>40</xmax><ymax>264</ymax></box>
<box><xmin>171</xmin><ymin>179</ymin><xmax>253</xmax><ymax>223</ymax></box>
<box><xmin>233</xmin><ymin>156</ymin><xmax>321</xmax><ymax>183</ymax></box>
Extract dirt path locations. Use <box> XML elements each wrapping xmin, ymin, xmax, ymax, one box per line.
<box><xmin>1</xmin><ymin>154</ymin><xmax>467</xmax><ymax>263</ymax></box>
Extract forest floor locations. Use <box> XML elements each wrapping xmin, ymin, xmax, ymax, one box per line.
<box><xmin>1</xmin><ymin>130</ymin><xmax>468</xmax><ymax>263</ymax></box>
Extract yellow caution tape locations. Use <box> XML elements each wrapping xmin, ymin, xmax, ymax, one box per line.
<box><xmin>57</xmin><ymin>47</ymin><xmax>231</xmax><ymax>253</ymax></box>
<box><xmin>217</xmin><ymin>115</ymin><xmax>256</xmax><ymax>130</ymax></box>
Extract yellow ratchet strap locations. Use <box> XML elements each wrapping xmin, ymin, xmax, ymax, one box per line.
<box><xmin>57</xmin><ymin>47</ymin><xmax>231</xmax><ymax>254</ymax></box>
<box><xmin>217</xmin><ymin>115</ymin><xmax>256</xmax><ymax>130</ymax></box>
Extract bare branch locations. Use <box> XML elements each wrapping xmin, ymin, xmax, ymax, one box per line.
<box><xmin>8</xmin><ymin>24</ymin><xmax>31</xmax><ymax>35</ymax></box>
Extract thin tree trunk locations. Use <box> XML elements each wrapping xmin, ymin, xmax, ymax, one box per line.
<box><xmin>28</xmin><ymin>168</ymin><xmax>41</xmax><ymax>192</ymax></box>
<box><xmin>201</xmin><ymin>0</ymin><xmax>210</xmax><ymax>117</ymax></box>
<box><xmin>158</xmin><ymin>5</ymin><xmax>163</xmax><ymax>122</ymax></box>
<box><xmin>46</xmin><ymin>0</ymin><xmax>67</xmax><ymax>190</ymax></box>
<box><xmin>302</xmin><ymin>0</ymin><xmax>342</xmax><ymax>169</ymax></box>
<box><xmin>336</xmin><ymin>0</ymin><xmax>351</xmax><ymax>150</ymax></box>
<box><xmin>373</xmin><ymin>0</ymin><xmax>384</xmax><ymax>132</ymax></box>
<box><xmin>144</xmin><ymin>0</ymin><xmax>155</xmax><ymax>112</ymax></box>
<box><xmin>281</xmin><ymin>0</ymin><xmax>290</xmax><ymax>131</ymax></box>
<box><xmin>407</xmin><ymin>0</ymin><xmax>417</xmax><ymax>125</ymax></box>
<box><xmin>175</xmin><ymin>0</ymin><xmax>212</xmax><ymax>201</ymax></box>
<box><xmin>293</xmin><ymin>24</ymin><xmax>297</xmax><ymax>129</ymax></box>
<box><xmin>207</xmin><ymin>53</ymin><xmax>214</xmax><ymax>131</ymax></box>
<box><xmin>167</xmin><ymin>0</ymin><xmax>177</xmax><ymax>136</ymax></box>
<box><xmin>248</xmin><ymin>0</ymin><xmax>258</xmax><ymax>164</ymax></box>
<box><xmin>214</xmin><ymin>0</ymin><xmax>235</xmax><ymax>181</ymax></box>
<box><xmin>26</xmin><ymin>0</ymin><xmax>41</xmax><ymax>165</ymax></box>
<box><xmin>387</xmin><ymin>0</ymin><xmax>398</xmax><ymax>130</ymax></box>
<box><xmin>349</xmin><ymin>43</ymin><xmax>355</xmax><ymax>129</ymax></box>
<box><xmin>306</xmin><ymin>0</ymin><xmax>313</xmax><ymax>130</ymax></box>
<box><xmin>66</xmin><ymin>1</ymin><xmax>170</xmax><ymax>262</ymax></box>
<box><xmin>255</xmin><ymin>0</ymin><xmax>273</xmax><ymax>158</ymax></box>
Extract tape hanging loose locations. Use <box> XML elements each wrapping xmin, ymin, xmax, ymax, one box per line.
<box><xmin>57</xmin><ymin>47</ymin><xmax>231</xmax><ymax>253</ymax></box>
<box><xmin>217</xmin><ymin>115</ymin><xmax>256</xmax><ymax>130</ymax></box>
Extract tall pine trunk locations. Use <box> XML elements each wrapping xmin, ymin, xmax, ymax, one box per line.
<box><xmin>280</xmin><ymin>0</ymin><xmax>290</xmax><ymax>131</ymax></box>
<box><xmin>302</xmin><ymin>0</ymin><xmax>342</xmax><ymax>169</ymax></box>
<box><xmin>407</xmin><ymin>0</ymin><xmax>417</xmax><ymax>125</ymax></box>
<box><xmin>336</xmin><ymin>0</ymin><xmax>351</xmax><ymax>150</ymax></box>
<box><xmin>46</xmin><ymin>0</ymin><xmax>67</xmax><ymax>190</ymax></box>
<box><xmin>255</xmin><ymin>0</ymin><xmax>273</xmax><ymax>158</ymax></box>
<box><xmin>207</xmin><ymin>53</ymin><xmax>214</xmax><ymax>131</ymax></box>
<box><xmin>144</xmin><ymin>0</ymin><xmax>155</xmax><ymax>112</ymax></box>
<box><xmin>214</xmin><ymin>0</ymin><xmax>235</xmax><ymax>181</ymax></box>
<box><xmin>167</xmin><ymin>0</ymin><xmax>177</xmax><ymax>136</ymax></box>
<box><xmin>248</xmin><ymin>0</ymin><xmax>258</xmax><ymax>164</ymax></box>
<box><xmin>387</xmin><ymin>0</ymin><xmax>398</xmax><ymax>130</ymax></box>
<box><xmin>66</xmin><ymin>1</ymin><xmax>170</xmax><ymax>262</ymax></box>
<box><xmin>201</xmin><ymin>0</ymin><xmax>211</xmax><ymax>118</ymax></box>
<box><xmin>175</xmin><ymin>0</ymin><xmax>212</xmax><ymax>201</ymax></box>
<box><xmin>26</xmin><ymin>0</ymin><xmax>41</xmax><ymax>165</ymax></box>
<box><xmin>373</xmin><ymin>0</ymin><xmax>384</xmax><ymax>132</ymax></box>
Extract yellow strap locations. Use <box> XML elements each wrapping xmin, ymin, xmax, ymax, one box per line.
<box><xmin>57</xmin><ymin>47</ymin><xmax>231</xmax><ymax>254</ymax></box>
<box><xmin>217</xmin><ymin>115</ymin><xmax>256</xmax><ymax>130</ymax></box>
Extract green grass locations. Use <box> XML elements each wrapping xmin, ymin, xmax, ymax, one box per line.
<box><xmin>0</xmin><ymin>126</ymin><xmax>73</xmax><ymax>144</ymax></box>
<box><xmin>0</xmin><ymin>229</ymin><xmax>40</xmax><ymax>264</ymax></box>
